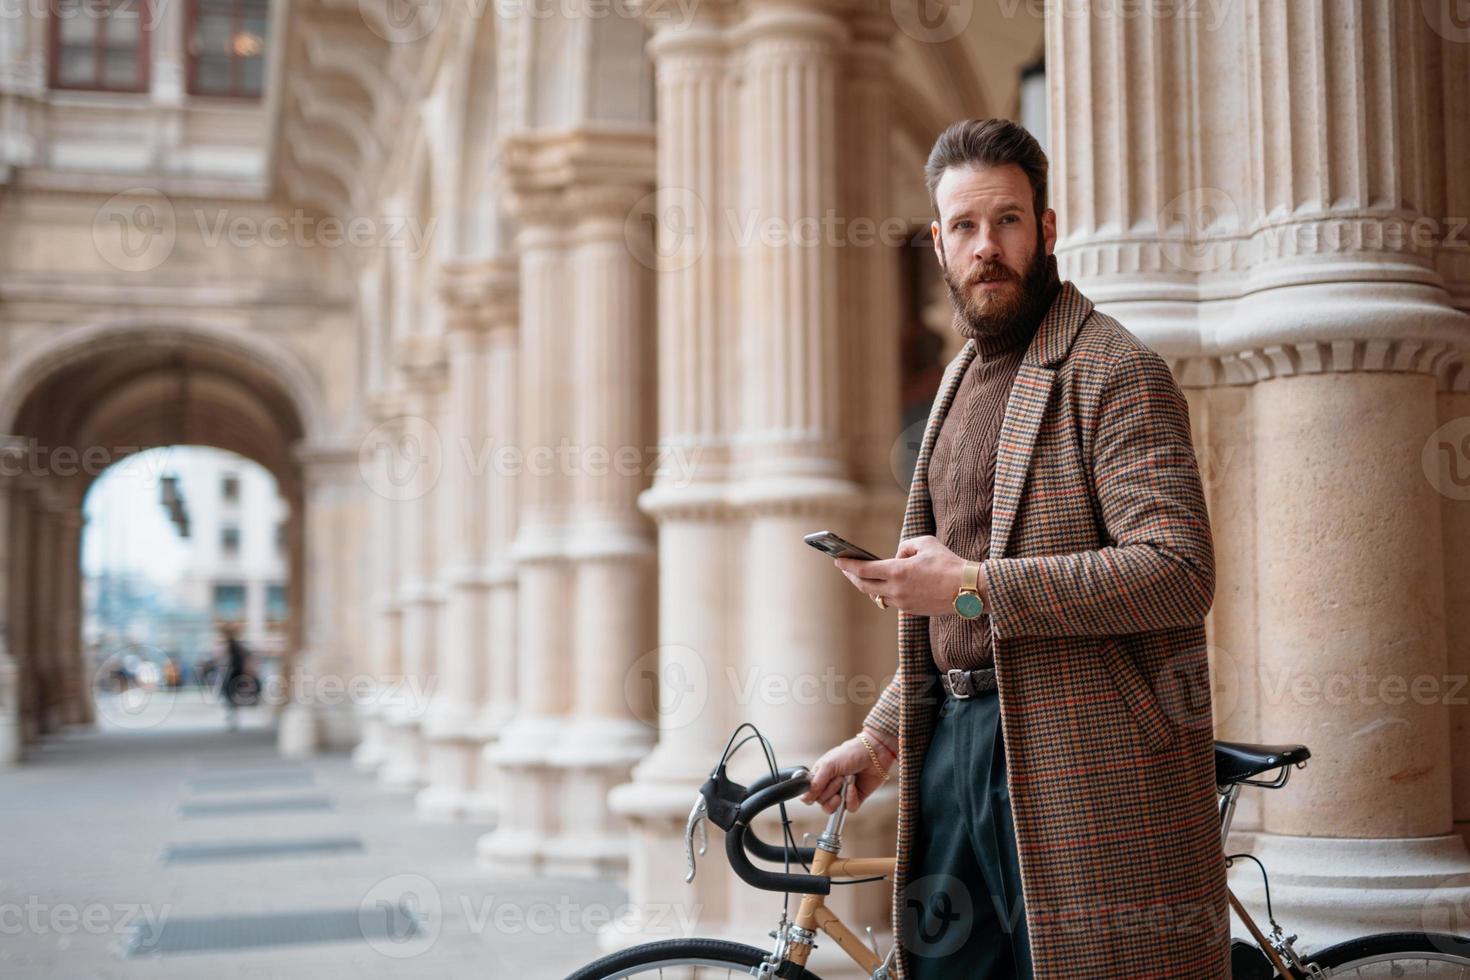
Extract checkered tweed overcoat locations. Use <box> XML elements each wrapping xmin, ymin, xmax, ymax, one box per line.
<box><xmin>880</xmin><ymin>281</ymin><xmax>1231</xmax><ymax>979</ymax></box>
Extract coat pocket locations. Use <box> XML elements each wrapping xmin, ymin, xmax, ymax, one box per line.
<box><xmin>1097</xmin><ymin>637</ymin><xmax>1177</xmax><ymax>753</ymax></box>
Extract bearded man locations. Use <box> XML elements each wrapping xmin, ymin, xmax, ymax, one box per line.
<box><xmin>802</xmin><ymin>118</ymin><xmax>1230</xmax><ymax>980</ymax></box>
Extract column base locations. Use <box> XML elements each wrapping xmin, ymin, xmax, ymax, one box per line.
<box><xmin>351</xmin><ymin>713</ymin><xmax>390</xmax><ymax>772</ymax></box>
<box><xmin>1227</xmin><ymin>832</ymin><xmax>1470</xmax><ymax>948</ymax></box>
<box><xmin>0</xmin><ymin>717</ymin><xmax>20</xmax><ymax>766</ymax></box>
<box><xmin>541</xmin><ymin>718</ymin><xmax>651</xmax><ymax>879</ymax></box>
<box><xmin>415</xmin><ymin>730</ymin><xmax>489</xmax><ymax>822</ymax></box>
<box><xmin>378</xmin><ymin>717</ymin><xmax>427</xmax><ymax>792</ymax></box>
<box><xmin>476</xmin><ymin>715</ymin><xmax>564</xmax><ymax>874</ymax></box>
<box><xmin>277</xmin><ymin>700</ymin><xmax>359</xmax><ymax>758</ymax></box>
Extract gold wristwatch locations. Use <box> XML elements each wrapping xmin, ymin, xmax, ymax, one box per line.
<box><xmin>953</xmin><ymin>560</ymin><xmax>984</xmax><ymax>619</ymax></box>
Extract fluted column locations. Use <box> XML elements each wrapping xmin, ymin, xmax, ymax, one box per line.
<box><xmin>608</xmin><ymin>3</ymin><xmax>745</xmax><ymax>942</ymax></box>
<box><xmin>541</xmin><ymin>178</ymin><xmax>659</xmax><ymax>876</ymax></box>
<box><xmin>278</xmin><ymin>446</ymin><xmax>367</xmax><ymax>757</ymax></box>
<box><xmin>472</xmin><ymin>263</ymin><xmax>520</xmax><ymax>821</ymax></box>
<box><xmin>417</xmin><ymin>261</ymin><xmax>505</xmax><ymax>822</ymax></box>
<box><xmin>1050</xmin><ymin>0</ymin><xmax>1470</xmax><ymax>946</ymax></box>
<box><xmin>352</xmin><ymin>394</ymin><xmax>406</xmax><ymax>773</ymax></box>
<box><xmin>378</xmin><ymin>345</ymin><xmax>448</xmax><ymax>787</ymax></box>
<box><xmin>479</xmin><ymin>186</ymin><xmax>577</xmax><ymax>873</ymax></box>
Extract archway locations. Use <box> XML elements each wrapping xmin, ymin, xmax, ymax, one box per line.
<box><xmin>0</xmin><ymin>322</ymin><xmax>319</xmax><ymax>759</ymax></box>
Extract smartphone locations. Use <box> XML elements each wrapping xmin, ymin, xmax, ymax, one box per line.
<box><xmin>803</xmin><ymin>530</ymin><xmax>881</xmax><ymax>562</ymax></box>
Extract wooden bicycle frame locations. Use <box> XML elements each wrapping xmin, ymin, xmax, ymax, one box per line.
<box><xmin>771</xmin><ymin>774</ymin><xmax>1304</xmax><ymax>978</ymax></box>
<box><xmin>784</xmin><ymin>848</ymin><xmax>898</xmax><ymax>973</ymax></box>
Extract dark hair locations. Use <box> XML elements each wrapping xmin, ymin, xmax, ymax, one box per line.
<box><xmin>924</xmin><ymin>118</ymin><xmax>1048</xmax><ymax>222</ymax></box>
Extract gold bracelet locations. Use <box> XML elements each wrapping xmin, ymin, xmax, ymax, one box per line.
<box><xmin>856</xmin><ymin>731</ymin><xmax>891</xmax><ymax>782</ymax></box>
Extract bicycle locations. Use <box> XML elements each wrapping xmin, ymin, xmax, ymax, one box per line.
<box><xmin>568</xmin><ymin>725</ymin><xmax>1470</xmax><ymax>978</ymax></box>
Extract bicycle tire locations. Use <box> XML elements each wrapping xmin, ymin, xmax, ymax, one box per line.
<box><xmin>1305</xmin><ymin>931</ymin><xmax>1470</xmax><ymax>975</ymax></box>
<box><xmin>565</xmin><ymin>937</ymin><xmax>823</xmax><ymax>980</ymax></box>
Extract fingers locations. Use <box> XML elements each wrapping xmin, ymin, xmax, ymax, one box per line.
<box><xmin>835</xmin><ymin>557</ymin><xmax>892</xmax><ymax>581</ymax></box>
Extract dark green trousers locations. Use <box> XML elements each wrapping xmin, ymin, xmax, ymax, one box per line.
<box><xmin>904</xmin><ymin>689</ymin><xmax>1033</xmax><ymax>980</ymax></box>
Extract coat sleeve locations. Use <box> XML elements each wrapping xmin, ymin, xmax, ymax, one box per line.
<box><xmin>983</xmin><ymin>348</ymin><xmax>1215</xmax><ymax>639</ymax></box>
<box><xmin>862</xmin><ymin>676</ymin><xmax>901</xmax><ymax>741</ymax></box>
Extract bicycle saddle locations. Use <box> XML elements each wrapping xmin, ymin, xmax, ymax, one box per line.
<box><xmin>1214</xmin><ymin>740</ymin><xmax>1310</xmax><ymax>787</ymax></box>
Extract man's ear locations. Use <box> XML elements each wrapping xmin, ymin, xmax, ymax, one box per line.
<box><xmin>1041</xmin><ymin>208</ymin><xmax>1058</xmax><ymax>255</ymax></box>
<box><xmin>931</xmin><ymin>220</ymin><xmax>944</xmax><ymax>268</ymax></box>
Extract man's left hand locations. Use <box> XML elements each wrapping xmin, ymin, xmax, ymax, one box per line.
<box><xmin>834</xmin><ymin>535</ymin><xmax>983</xmax><ymax>617</ymax></box>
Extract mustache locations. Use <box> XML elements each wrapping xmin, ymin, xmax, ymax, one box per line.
<box><xmin>963</xmin><ymin>262</ymin><xmax>1019</xmax><ymax>287</ymax></box>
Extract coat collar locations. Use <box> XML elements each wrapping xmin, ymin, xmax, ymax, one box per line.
<box><xmin>915</xmin><ymin>279</ymin><xmax>1094</xmax><ymax>560</ymax></box>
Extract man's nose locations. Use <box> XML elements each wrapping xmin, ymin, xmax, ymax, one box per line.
<box><xmin>971</xmin><ymin>228</ymin><xmax>1002</xmax><ymax>264</ymax></box>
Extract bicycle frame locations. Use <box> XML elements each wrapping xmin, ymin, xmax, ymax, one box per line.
<box><xmin>763</xmin><ymin>762</ymin><xmax>1314</xmax><ymax>980</ymax></box>
<box><xmin>774</xmin><ymin>791</ymin><xmax>898</xmax><ymax>976</ymax></box>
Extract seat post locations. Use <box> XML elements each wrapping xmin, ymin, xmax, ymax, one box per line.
<box><xmin>1218</xmin><ymin>783</ymin><xmax>1241</xmax><ymax>849</ymax></box>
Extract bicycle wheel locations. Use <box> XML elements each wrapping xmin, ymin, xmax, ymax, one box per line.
<box><xmin>565</xmin><ymin>937</ymin><xmax>822</xmax><ymax>979</ymax></box>
<box><xmin>1306</xmin><ymin>931</ymin><xmax>1470</xmax><ymax>976</ymax></box>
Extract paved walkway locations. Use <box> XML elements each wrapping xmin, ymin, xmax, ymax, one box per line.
<box><xmin>0</xmin><ymin>693</ymin><xmax>622</xmax><ymax>979</ymax></box>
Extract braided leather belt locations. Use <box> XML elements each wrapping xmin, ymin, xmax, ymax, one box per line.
<box><xmin>942</xmin><ymin>667</ymin><xmax>997</xmax><ymax>699</ymax></box>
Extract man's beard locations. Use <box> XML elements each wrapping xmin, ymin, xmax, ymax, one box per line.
<box><xmin>943</xmin><ymin>242</ymin><xmax>1052</xmax><ymax>338</ymax></box>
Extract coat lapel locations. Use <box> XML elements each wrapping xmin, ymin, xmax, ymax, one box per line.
<box><xmin>989</xmin><ymin>282</ymin><xmax>1095</xmax><ymax>560</ymax></box>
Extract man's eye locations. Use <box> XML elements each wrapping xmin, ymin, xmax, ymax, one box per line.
<box><xmin>953</xmin><ymin>221</ymin><xmax>973</xmax><ymax>231</ymax></box>
<box><xmin>999</xmin><ymin>215</ymin><xmax>1018</xmax><ymax>224</ymax></box>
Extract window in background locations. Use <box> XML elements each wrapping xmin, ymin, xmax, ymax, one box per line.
<box><xmin>221</xmin><ymin>473</ymin><xmax>240</xmax><ymax>502</ymax></box>
<box><xmin>186</xmin><ymin>0</ymin><xmax>268</xmax><ymax>98</ymax></box>
<box><xmin>265</xmin><ymin>583</ymin><xmax>287</xmax><ymax>622</ymax></box>
<box><xmin>212</xmin><ymin>583</ymin><xmax>246</xmax><ymax>620</ymax></box>
<box><xmin>221</xmin><ymin>523</ymin><xmax>240</xmax><ymax>557</ymax></box>
<box><xmin>49</xmin><ymin>0</ymin><xmax>151</xmax><ymax>93</ymax></box>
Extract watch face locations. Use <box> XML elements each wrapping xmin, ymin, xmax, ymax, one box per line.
<box><xmin>954</xmin><ymin>591</ymin><xmax>983</xmax><ymax>619</ymax></box>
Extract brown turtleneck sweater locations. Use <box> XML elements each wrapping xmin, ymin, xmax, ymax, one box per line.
<box><xmin>927</xmin><ymin>258</ymin><xmax>1060</xmax><ymax>672</ymax></box>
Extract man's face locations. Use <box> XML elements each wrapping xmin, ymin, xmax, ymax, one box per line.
<box><xmin>931</xmin><ymin>162</ymin><xmax>1058</xmax><ymax>336</ymax></box>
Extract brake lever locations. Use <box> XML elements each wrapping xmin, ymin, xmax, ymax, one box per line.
<box><xmin>684</xmin><ymin>794</ymin><xmax>709</xmax><ymax>883</ymax></box>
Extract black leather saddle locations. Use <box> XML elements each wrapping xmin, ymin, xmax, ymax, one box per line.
<box><xmin>1214</xmin><ymin>740</ymin><xmax>1311</xmax><ymax>787</ymax></box>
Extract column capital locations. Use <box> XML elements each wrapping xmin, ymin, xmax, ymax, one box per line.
<box><xmin>501</xmin><ymin>128</ymin><xmax>656</xmax><ymax>228</ymax></box>
<box><xmin>438</xmin><ymin>258</ymin><xmax>520</xmax><ymax>336</ymax></box>
<box><xmin>728</xmin><ymin>0</ymin><xmax>850</xmax><ymax>47</ymax></box>
<box><xmin>393</xmin><ymin>333</ymin><xmax>449</xmax><ymax>394</ymax></box>
<box><xmin>293</xmin><ymin>443</ymin><xmax>361</xmax><ymax>489</ymax></box>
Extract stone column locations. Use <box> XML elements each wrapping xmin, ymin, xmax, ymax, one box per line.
<box><xmin>418</xmin><ymin>261</ymin><xmax>503</xmax><ymax>822</ymax></box>
<box><xmin>0</xmin><ymin>482</ymin><xmax>19</xmax><ymax>765</ymax></box>
<box><xmin>472</xmin><ymin>262</ymin><xmax>520</xmax><ymax>821</ymax></box>
<box><xmin>1050</xmin><ymin>0</ymin><xmax>1470</xmax><ymax>945</ymax></box>
<box><xmin>352</xmin><ymin>394</ymin><xmax>405</xmax><ymax>773</ymax></box>
<box><xmin>479</xmin><ymin>182</ymin><xmax>576</xmax><ymax>873</ymax></box>
<box><xmin>279</xmin><ymin>447</ymin><xmax>366</xmax><ymax>757</ymax></box>
<box><xmin>378</xmin><ymin>344</ymin><xmax>448</xmax><ymax>789</ymax></box>
<box><xmin>543</xmin><ymin>176</ymin><xmax>659</xmax><ymax>876</ymax></box>
<box><xmin>54</xmin><ymin>510</ymin><xmax>85</xmax><ymax>727</ymax></box>
<box><xmin>608</xmin><ymin>3</ymin><xmax>744</xmax><ymax>941</ymax></box>
<box><xmin>32</xmin><ymin>498</ymin><xmax>59</xmax><ymax>734</ymax></box>
<box><xmin>729</xmin><ymin>0</ymin><xmax>866</xmax><ymax>729</ymax></box>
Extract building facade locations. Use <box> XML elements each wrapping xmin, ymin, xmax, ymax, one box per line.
<box><xmin>2</xmin><ymin>0</ymin><xmax>1469</xmax><ymax>968</ymax></box>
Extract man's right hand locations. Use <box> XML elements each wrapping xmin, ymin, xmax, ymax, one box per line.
<box><xmin>802</xmin><ymin>729</ymin><xmax>896</xmax><ymax>814</ymax></box>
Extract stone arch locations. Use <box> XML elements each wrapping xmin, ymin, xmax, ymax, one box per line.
<box><xmin>0</xmin><ymin>319</ymin><xmax>322</xmax><ymax>753</ymax></box>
